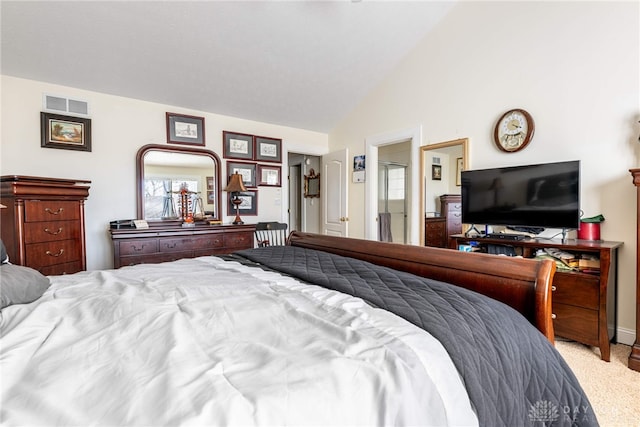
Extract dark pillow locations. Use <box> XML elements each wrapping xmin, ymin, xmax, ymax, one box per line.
<box><xmin>0</xmin><ymin>239</ymin><xmax>7</xmax><ymax>264</ymax></box>
<box><xmin>0</xmin><ymin>264</ymin><xmax>50</xmax><ymax>309</ymax></box>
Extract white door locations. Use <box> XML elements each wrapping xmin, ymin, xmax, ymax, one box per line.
<box><xmin>322</xmin><ymin>148</ymin><xmax>348</xmax><ymax>236</ymax></box>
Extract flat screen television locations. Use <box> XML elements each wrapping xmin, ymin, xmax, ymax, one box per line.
<box><xmin>461</xmin><ymin>160</ymin><xmax>580</xmax><ymax>230</ymax></box>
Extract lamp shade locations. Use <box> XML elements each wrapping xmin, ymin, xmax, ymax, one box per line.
<box><xmin>224</xmin><ymin>173</ymin><xmax>247</xmax><ymax>193</ymax></box>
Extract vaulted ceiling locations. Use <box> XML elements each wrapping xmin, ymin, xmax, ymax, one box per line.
<box><xmin>1</xmin><ymin>1</ymin><xmax>455</xmax><ymax>133</ymax></box>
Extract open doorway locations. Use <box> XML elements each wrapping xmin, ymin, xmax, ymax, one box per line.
<box><xmin>365</xmin><ymin>126</ymin><xmax>421</xmax><ymax>244</ymax></box>
<box><xmin>378</xmin><ymin>162</ymin><xmax>408</xmax><ymax>243</ymax></box>
<box><xmin>288</xmin><ymin>152</ymin><xmax>321</xmax><ymax>233</ymax></box>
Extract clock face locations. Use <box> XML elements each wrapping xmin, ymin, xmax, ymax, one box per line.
<box><xmin>494</xmin><ymin>109</ymin><xmax>534</xmax><ymax>153</ymax></box>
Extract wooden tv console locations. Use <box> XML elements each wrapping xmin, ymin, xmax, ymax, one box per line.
<box><xmin>450</xmin><ymin>234</ymin><xmax>622</xmax><ymax>361</ymax></box>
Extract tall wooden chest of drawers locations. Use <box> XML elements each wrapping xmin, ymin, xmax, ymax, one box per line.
<box><xmin>110</xmin><ymin>224</ymin><xmax>255</xmax><ymax>268</ymax></box>
<box><xmin>424</xmin><ymin>195</ymin><xmax>462</xmax><ymax>248</ymax></box>
<box><xmin>0</xmin><ymin>176</ymin><xmax>91</xmax><ymax>275</ymax></box>
<box><xmin>440</xmin><ymin>194</ymin><xmax>462</xmax><ymax>238</ymax></box>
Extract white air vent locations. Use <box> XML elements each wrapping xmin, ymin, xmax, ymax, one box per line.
<box><xmin>43</xmin><ymin>94</ymin><xmax>90</xmax><ymax>116</ymax></box>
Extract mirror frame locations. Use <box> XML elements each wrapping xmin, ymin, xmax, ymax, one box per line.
<box><xmin>136</xmin><ymin>144</ymin><xmax>222</xmax><ymax>223</ymax></box>
<box><xmin>419</xmin><ymin>138</ymin><xmax>469</xmax><ymax>245</ymax></box>
<box><xmin>304</xmin><ymin>168</ymin><xmax>320</xmax><ymax>198</ymax></box>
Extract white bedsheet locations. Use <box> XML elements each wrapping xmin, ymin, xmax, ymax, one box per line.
<box><xmin>1</xmin><ymin>256</ymin><xmax>478</xmax><ymax>426</ymax></box>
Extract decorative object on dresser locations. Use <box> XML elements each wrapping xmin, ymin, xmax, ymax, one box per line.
<box><xmin>224</xmin><ymin>173</ymin><xmax>248</xmax><ymax>225</ymax></box>
<box><xmin>0</xmin><ymin>175</ymin><xmax>90</xmax><ymax>275</ymax></box>
<box><xmin>40</xmin><ymin>112</ymin><xmax>92</xmax><ymax>152</ymax></box>
<box><xmin>450</xmin><ymin>234</ymin><xmax>623</xmax><ymax>362</ymax></box>
<box><xmin>493</xmin><ymin>108</ymin><xmax>534</xmax><ymax>153</ymax></box>
<box><xmin>110</xmin><ymin>223</ymin><xmax>255</xmax><ymax>268</ymax></box>
<box><xmin>628</xmin><ymin>168</ymin><xmax>640</xmax><ymax>371</ymax></box>
<box><xmin>165</xmin><ymin>112</ymin><xmax>205</xmax><ymax>146</ymax></box>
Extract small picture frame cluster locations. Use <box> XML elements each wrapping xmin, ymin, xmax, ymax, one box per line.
<box><xmin>166</xmin><ymin>112</ymin><xmax>205</xmax><ymax>146</ymax></box>
<box><xmin>223</xmin><ymin>131</ymin><xmax>282</xmax><ymax>164</ymax></box>
<box><xmin>40</xmin><ymin>112</ymin><xmax>92</xmax><ymax>152</ymax></box>
<box><xmin>223</xmin><ymin>131</ymin><xmax>282</xmax><ymax>188</ymax></box>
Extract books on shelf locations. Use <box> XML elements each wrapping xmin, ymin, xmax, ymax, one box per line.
<box><xmin>535</xmin><ymin>248</ymin><xmax>600</xmax><ymax>272</ymax></box>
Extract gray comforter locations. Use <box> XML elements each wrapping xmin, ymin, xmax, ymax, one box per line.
<box><xmin>232</xmin><ymin>245</ymin><xmax>598</xmax><ymax>427</ymax></box>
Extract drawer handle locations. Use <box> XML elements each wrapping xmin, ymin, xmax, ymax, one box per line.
<box><xmin>165</xmin><ymin>243</ymin><xmax>178</xmax><ymax>249</ymax></box>
<box><xmin>132</xmin><ymin>245</ymin><xmax>146</xmax><ymax>252</ymax></box>
<box><xmin>44</xmin><ymin>207</ymin><xmax>64</xmax><ymax>215</ymax></box>
<box><xmin>45</xmin><ymin>249</ymin><xmax>65</xmax><ymax>257</ymax></box>
<box><xmin>551</xmin><ymin>286</ymin><xmax>557</xmax><ymax>292</ymax></box>
<box><xmin>44</xmin><ymin>227</ymin><xmax>63</xmax><ymax>235</ymax></box>
<box><xmin>551</xmin><ymin>313</ymin><xmax>557</xmax><ymax>319</ymax></box>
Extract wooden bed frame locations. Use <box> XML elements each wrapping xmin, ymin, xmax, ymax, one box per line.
<box><xmin>288</xmin><ymin>232</ymin><xmax>557</xmax><ymax>343</ymax></box>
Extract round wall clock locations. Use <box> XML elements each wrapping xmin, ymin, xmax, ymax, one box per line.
<box><xmin>493</xmin><ymin>109</ymin><xmax>535</xmax><ymax>153</ymax></box>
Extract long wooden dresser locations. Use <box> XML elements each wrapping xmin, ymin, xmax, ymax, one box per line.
<box><xmin>110</xmin><ymin>223</ymin><xmax>255</xmax><ymax>268</ymax></box>
<box><xmin>0</xmin><ymin>175</ymin><xmax>91</xmax><ymax>275</ymax></box>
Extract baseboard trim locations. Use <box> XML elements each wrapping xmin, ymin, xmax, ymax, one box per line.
<box><xmin>616</xmin><ymin>326</ymin><xmax>636</xmax><ymax>346</ymax></box>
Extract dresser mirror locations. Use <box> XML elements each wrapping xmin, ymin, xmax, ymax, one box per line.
<box><xmin>136</xmin><ymin>144</ymin><xmax>222</xmax><ymax>222</ymax></box>
<box><xmin>419</xmin><ymin>138</ymin><xmax>468</xmax><ymax>245</ymax></box>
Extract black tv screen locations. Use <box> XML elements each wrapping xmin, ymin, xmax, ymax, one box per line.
<box><xmin>461</xmin><ymin>160</ymin><xmax>580</xmax><ymax>229</ymax></box>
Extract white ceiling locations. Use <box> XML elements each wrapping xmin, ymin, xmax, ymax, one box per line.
<box><xmin>1</xmin><ymin>1</ymin><xmax>455</xmax><ymax>133</ymax></box>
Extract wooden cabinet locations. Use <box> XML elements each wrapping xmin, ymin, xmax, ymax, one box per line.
<box><xmin>440</xmin><ymin>194</ymin><xmax>462</xmax><ymax>238</ymax></box>
<box><xmin>110</xmin><ymin>224</ymin><xmax>255</xmax><ymax>268</ymax></box>
<box><xmin>449</xmin><ymin>234</ymin><xmax>622</xmax><ymax>361</ymax></box>
<box><xmin>424</xmin><ymin>217</ymin><xmax>446</xmax><ymax>247</ymax></box>
<box><xmin>629</xmin><ymin>168</ymin><xmax>640</xmax><ymax>371</ymax></box>
<box><xmin>424</xmin><ymin>195</ymin><xmax>462</xmax><ymax>248</ymax></box>
<box><xmin>0</xmin><ymin>175</ymin><xmax>90</xmax><ymax>275</ymax></box>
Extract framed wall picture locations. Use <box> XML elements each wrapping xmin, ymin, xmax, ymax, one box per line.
<box><xmin>206</xmin><ymin>190</ymin><xmax>216</xmax><ymax>204</ymax></box>
<box><xmin>40</xmin><ymin>112</ymin><xmax>92</xmax><ymax>152</ymax></box>
<box><xmin>228</xmin><ymin>190</ymin><xmax>258</xmax><ymax>216</ymax></box>
<box><xmin>254</xmin><ymin>136</ymin><xmax>282</xmax><ymax>163</ymax></box>
<box><xmin>206</xmin><ymin>176</ymin><xmax>214</xmax><ymax>191</ymax></box>
<box><xmin>227</xmin><ymin>161</ymin><xmax>257</xmax><ymax>188</ymax></box>
<box><xmin>258</xmin><ymin>164</ymin><xmax>281</xmax><ymax>187</ymax></box>
<box><xmin>432</xmin><ymin>164</ymin><xmax>442</xmax><ymax>181</ymax></box>
<box><xmin>166</xmin><ymin>112</ymin><xmax>205</xmax><ymax>146</ymax></box>
<box><xmin>456</xmin><ymin>157</ymin><xmax>464</xmax><ymax>186</ymax></box>
<box><xmin>223</xmin><ymin>131</ymin><xmax>254</xmax><ymax>160</ymax></box>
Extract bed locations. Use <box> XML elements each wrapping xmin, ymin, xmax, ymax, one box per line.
<box><xmin>0</xmin><ymin>232</ymin><xmax>597</xmax><ymax>426</ymax></box>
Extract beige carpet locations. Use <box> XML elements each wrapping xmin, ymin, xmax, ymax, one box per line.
<box><xmin>556</xmin><ymin>340</ymin><xmax>640</xmax><ymax>427</ymax></box>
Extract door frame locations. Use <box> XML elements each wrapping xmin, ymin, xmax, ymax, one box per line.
<box><xmin>364</xmin><ymin>125</ymin><xmax>422</xmax><ymax>244</ymax></box>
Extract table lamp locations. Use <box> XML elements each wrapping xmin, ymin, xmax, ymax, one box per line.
<box><xmin>224</xmin><ymin>173</ymin><xmax>247</xmax><ymax>225</ymax></box>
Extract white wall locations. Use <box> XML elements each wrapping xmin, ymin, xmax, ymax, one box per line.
<box><xmin>329</xmin><ymin>2</ymin><xmax>639</xmax><ymax>341</ymax></box>
<box><xmin>0</xmin><ymin>76</ymin><xmax>328</xmax><ymax>270</ymax></box>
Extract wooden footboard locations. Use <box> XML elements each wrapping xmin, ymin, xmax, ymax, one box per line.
<box><xmin>288</xmin><ymin>232</ymin><xmax>556</xmax><ymax>343</ymax></box>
